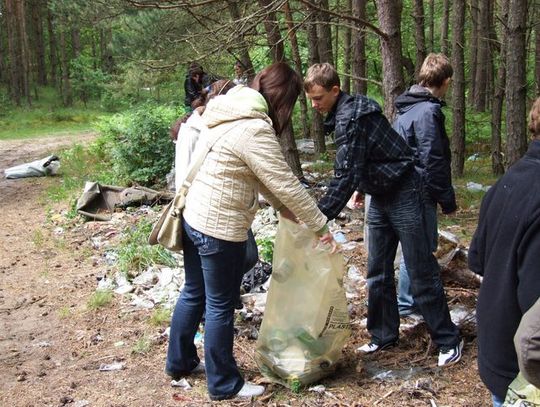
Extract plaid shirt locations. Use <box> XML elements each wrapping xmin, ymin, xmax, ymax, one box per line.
<box><xmin>318</xmin><ymin>92</ymin><xmax>414</xmax><ymax>220</ymax></box>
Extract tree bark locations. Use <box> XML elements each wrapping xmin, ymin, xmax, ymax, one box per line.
<box><xmin>30</xmin><ymin>0</ymin><xmax>47</xmax><ymax>85</ymax></box>
<box><xmin>317</xmin><ymin>0</ymin><xmax>334</xmax><ymax>64</ymax></box>
<box><xmin>47</xmin><ymin>5</ymin><xmax>58</xmax><ymax>88</ymax></box>
<box><xmin>304</xmin><ymin>2</ymin><xmax>326</xmax><ymax>156</ymax></box>
<box><xmin>427</xmin><ymin>0</ymin><xmax>434</xmax><ymax>51</ymax></box>
<box><xmin>451</xmin><ymin>0</ymin><xmax>466</xmax><ymax>177</ymax></box>
<box><xmin>71</xmin><ymin>27</ymin><xmax>81</xmax><ymax>59</ymax></box>
<box><xmin>283</xmin><ymin>1</ymin><xmax>310</xmax><ymax>139</ymax></box>
<box><xmin>375</xmin><ymin>0</ymin><xmax>405</xmax><ymax>120</ymax></box>
<box><xmin>352</xmin><ymin>0</ymin><xmax>368</xmax><ymax>94</ymax></box>
<box><xmin>440</xmin><ymin>0</ymin><xmax>450</xmax><ymax>55</ymax></box>
<box><xmin>505</xmin><ymin>0</ymin><xmax>528</xmax><ymax>167</ymax></box>
<box><xmin>343</xmin><ymin>0</ymin><xmax>352</xmax><ymax>93</ymax></box>
<box><xmin>413</xmin><ymin>0</ymin><xmax>426</xmax><ymax>81</ymax></box>
<box><xmin>473</xmin><ymin>0</ymin><xmax>490</xmax><ymax>111</ymax></box>
<box><xmin>5</xmin><ymin>0</ymin><xmax>21</xmax><ymax>105</ymax></box>
<box><xmin>258</xmin><ymin>0</ymin><xmax>285</xmax><ymax>62</ymax></box>
<box><xmin>468</xmin><ymin>0</ymin><xmax>479</xmax><ymax>106</ymax></box>
<box><xmin>490</xmin><ymin>0</ymin><xmax>508</xmax><ymax>176</ymax></box>
<box><xmin>536</xmin><ymin>12</ymin><xmax>540</xmax><ymax>96</ymax></box>
<box><xmin>226</xmin><ymin>1</ymin><xmax>256</xmax><ymax>82</ymax></box>
<box><xmin>100</xmin><ymin>27</ymin><xmax>114</xmax><ymax>74</ymax></box>
<box><xmin>59</xmin><ymin>29</ymin><xmax>72</xmax><ymax>106</ymax></box>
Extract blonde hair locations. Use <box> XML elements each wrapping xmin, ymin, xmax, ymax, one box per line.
<box><xmin>529</xmin><ymin>97</ymin><xmax>540</xmax><ymax>138</ymax></box>
<box><xmin>418</xmin><ymin>53</ymin><xmax>453</xmax><ymax>88</ymax></box>
<box><xmin>304</xmin><ymin>63</ymin><xmax>340</xmax><ymax>92</ymax></box>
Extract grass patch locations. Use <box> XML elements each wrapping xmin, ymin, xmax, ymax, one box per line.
<box><xmin>0</xmin><ymin>86</ymin><xmax>110</xmax><ymax>140</ymax></box>
<box><xmin>132</xmin><ymin>335</ymin><xmax>152</xmax><ymax>355</ymax></box>
<box><xmin>87</xmin><ymin>289</ymin><xmax>114</xmax><ymax>310</ymax></box>
<box><xmin>58</xmin><ymin>306</ymin><xmax>72</xmax><ymax>319</ymax></box>
<box><xmin>116</xmin><ymin>218</ymin><xmax>177</xmax><ymax>277</ymax></box>
<box><xmin>149</xmin><ymin>307</ymin><xmax>172</xmax><ymax>327</ymax></box>
<box><xmin>32</xmin><ymin>230</ymin><xmax>45</xmax><ymax>248</ymax></box>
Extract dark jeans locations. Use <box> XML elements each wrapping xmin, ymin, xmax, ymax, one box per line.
<box><xmin>366</xmin><ymin>174</ymin><xmax>459</xmax><ymax>348</ymax></box>
<box><xmin>166</xmin><ymin>220</ymin><xmax>245</xmax><ymax>399</ymax></box>
<box><xmin>397</xmin><ymin>197</ymin><xmax>438</xmax><ymax>315</ymax></box>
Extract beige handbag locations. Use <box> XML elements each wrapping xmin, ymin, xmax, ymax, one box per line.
<box><xmin>148</xmin><ymin>132</ymin><xmax>221</xmax><ymax>252</ymax></box>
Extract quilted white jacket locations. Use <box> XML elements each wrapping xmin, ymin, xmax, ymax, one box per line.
<box><xmin>182</xmin><ymin>85</ymin><xmax>327</xmax><ymax>241</ymax></box>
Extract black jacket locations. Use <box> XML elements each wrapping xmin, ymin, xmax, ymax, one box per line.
<box><xmin>184</xmin><ymin>75</ymin><xmax>202</xmax><ymax>108</ymax></box>
<box><xmin>393</xmin><ymin>85</ymin><xmax>456</xmax><ymax>213</ymax></box>
<box><xmin>469</xmin><ymin>139</ymin><xmax>540</xmax><ymax>398</ymax></box>
<box><xmin>318</xmin><ymin>92</ymin><xmax>414</xmax><ymax>220</ymax></box>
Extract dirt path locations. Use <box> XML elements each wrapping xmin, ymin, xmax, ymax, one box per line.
<box><xmin>0</xmin><ymin>134</ymin><xmax>491</xmax><ymax>406</ymax></box>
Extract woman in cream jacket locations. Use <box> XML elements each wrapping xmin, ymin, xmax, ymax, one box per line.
<box><xmin>165</xmin><ymin>63</ymin><xmax>334</xmax><ymax>400</ymax></box>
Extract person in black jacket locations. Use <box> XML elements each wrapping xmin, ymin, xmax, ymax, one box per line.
<box><xmin>393</xmin><ymin>53</ymin><xmax>456</xmax><ymax>317</ymax></box>
<box><xmin>469</xmin><ymin>97</ymin><xmax>540</xmax><ymax>407</ymax></box>
<box><xmin>184</xmin><ymin>63</ymin><xmax>204</xmax><ymax>109</ymax></box>
<box><xmin>304</xmin><ymin>63</ymin><xmax>462</xmax><ymax>367</ymax></box>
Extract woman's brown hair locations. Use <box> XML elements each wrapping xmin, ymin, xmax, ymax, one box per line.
<box><xmin>250</xmin><ymin>62</ymin><xmax>301</xmax><ymax>135</ymax></box>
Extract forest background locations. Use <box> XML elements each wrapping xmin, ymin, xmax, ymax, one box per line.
<box><xmin>1</xmin><ymin>0</ymin><xmax>539</xmax><ymax>188</ymax></box>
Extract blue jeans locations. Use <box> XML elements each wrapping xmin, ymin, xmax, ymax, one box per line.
<box><xmin>366</xmin><ymin>173</ymin><xmax>459</xmax><ymax>348</ymax></box>
<box><xmin>166</xmin><ymin>220</ymin><xmax>246</xmax><ymax>399</ymax></box>
<box><xmin>492</xmin><ymin>393</ymin><xmax>504</xmax><ymax>407</ymax></box>
<box><xmin>397</xmin><ymin>198</ymin><xmax>438</xmax><ymax>316</ymax></box>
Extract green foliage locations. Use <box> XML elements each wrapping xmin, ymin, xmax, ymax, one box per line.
<box><xmin>115</xmin><ymin>218</ymin><xmax>176</xmax><ymax>277</ymax></box>
<box><xmin>87</xmin><ymin>289</ymin><xmax>114</xmax><ymax>310</ymax></box>
<box><xmin>0</xmin><ymin>86</ymin><xmax>109</xmax><ymax>140</ymax></box>
<box><xmin>256</xmin><ymin>237</ymin><xmax>274</xmax><ymax>263</ymax></box>
<box><xmin>149</xmin><ymin>307</ymin><xmax>172</xmax><ymax>327</ymax></box>
<box><xmin>96</xmin><ymin>103</ymin><xmax>182</xmax><ymax>186</ymax></box>
<box><xmin>70</xmin><ymin>55</ymin><xmax>109</xmax><ymax>106</ymax></box>
<box><xmin>132</xmin><ymin>335</ymin><xmax>152</xmax><ymax>355</ymax></box>
<box><xmin>46</xmin><ymin>143</ymin><xmax>115</xmax><ymax>203</ymax></box>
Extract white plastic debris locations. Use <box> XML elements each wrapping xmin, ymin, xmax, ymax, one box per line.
<box><xmin>171</xmin><ymin>378</ymin><xmax>192</xmax><ymax>389</ymax></box>
<box><xmin>99</xmin><ymin>362</ymin><xmax>125</xmax><ymax>371</ymax></box>
<box><xmin>5</xmin><ymin>155</ymin><xmax>60</xmax><ymax>179</ymax></box>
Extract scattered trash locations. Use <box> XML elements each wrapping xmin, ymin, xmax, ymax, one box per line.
<box><xmin>5</xmin><ymin>155</ymin><xmax>60</xmax><ymax>179</ymax></box>
<box><xmin>333</xmin><ymin>231</ymin><xmax>347</xmax><ymax>244</ymax></box>
<box><xmin>467</xmin><ymin>153</ymin><xmax>480</xmax><ymax>161</ymax></box>
<box><xmin>99</xmin><ymin>361</ymin><xmax>125</xmax><ymax>371</ymax></box>
<box><xmin>73</xmin><ymin>401</ymin><xmax>90</xmax><ymax>407</ymax></box>
<box><xmin>114</xmin><ymin>341</ymin><xmax>125</xmax><ymax>347</ymax></box>
<box><xmin>309</xmin><ymin>384</ymin><xmax>326</xmax><ymax>393</ymax></box>
<box><xmin>171</xmin><ymin>378</ymin><xmax>192</xmax><ymax>389</ymax></box>
<box><xmin>241</xmin><ymin>261</ymin><xmax>272</xmax><ymax>294</ymax></box>
<box><xmin>466</xmin><ymin>181</ymin><xmax>490</xmax><ymax>192</ymax></box>
<box><xmin>76</xmin><ymin>181</ymin><xmax>173</xmax><ymax>221</ymax></box>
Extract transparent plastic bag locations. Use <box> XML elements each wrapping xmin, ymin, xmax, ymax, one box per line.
<box><xmin>255</xmin><ymin>216</ymin><xmax>351</xmax><ymax>389</ymax></box>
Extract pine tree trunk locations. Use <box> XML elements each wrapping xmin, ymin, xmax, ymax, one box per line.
<box><xmin>283</xmin><ymin>1</ymin><xmax>310</xmax><ymax>139</ymax></box>
<box><xmin>47</xmin><ymin>5</ymin><xmax>58</xmax><ymax>88</ymax></box>
<box><xmin>226</xmin><ymin>1</ymin><xmax>256</xmax><ymax>81</ymax></box>
<box><xmin>536</xmin><ymin>13</ymin><xmax>540</xmax><ymax>96</ymax></box>
<box><xmin>304</xmin><ymin>2</ymin><xmax>325</xmax><ymax>157</ymax></box>
<box><xmin>100</xmin><ymin>27</ymin><xmax>114</xmax><ymax>74</ymax></box>
<box><xmin>343</xmin><ymin>0</ymin><xmax>352</xmax><ymax>93</ymax></box>
<box><xmin>375</xmin><ymin>0</ymin><xmax>405</xmax><ymax>120</ymax></box>
<box><xmin>427</xmin><ymin>0</ymin><xmax>434</xmax><ymax>51</ymax></box>
<box><xmin>441</xmin><ymin>0</ymin><xmax>450</xmax><ymax>55</ymax></box>
<box><xmin>71</xmin><ymin>27</ymin><xmax>81</xmax><ymax>59</ymax></box>
<box><xmin>5</xmin><ymin>0</ymin><xmax>21</xmax><ymax>105</ymax></box>
<box><xmin>505</xmin><ymin>0</ymin><xmax>528</xmax><ymax>167</ymax></box>
<box><xmin>30</xmin><ymin>0</ymin><xmax>47</xmax><ymax>85</ymax></box>
<box><xmin>468</xmin><ymin>0</ymin><xmax>479</xmax><ymax>106</ymax></box>
<box><xmin>352</xmin><ymin>0</ymin><xmax>368</xmax><ymax>94</ymax></box>
<box><xmin>451</xmin><ymin>0</ymin><xmax>466</xmax><ymax>177</ymax></box>
<box><xmin>317</xmin><ymin>0</ymin><xmax>334</xmax><ymax>64</ymax></box>
<box><xmin>59</xmin><ymin>29</ymin><xmax>72</xmax><ymax>106</ymax></box>
<box><xmin>491</xmin><ymin>0</ymin><xmax>508</xmax><ymax>176</ymax></box>
<box><xmin>258</xmin><ymin>0</ymin><xmax>285</xmax><ymax>62</ymax></box>
<box><xmin>413</xmin><ymin>0</ymin><xmax>426</xmax><ymax>80</ymax></box>
<box><xmin>473</xmin><ymin>0</ymin><xmax>490</xmax><ymax>112</ymax></box>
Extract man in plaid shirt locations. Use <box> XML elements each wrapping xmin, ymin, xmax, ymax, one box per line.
<box><xmin>304</xmin><ymin>63</ymin><xmax>462</xmax><ymax>367</ymax></box>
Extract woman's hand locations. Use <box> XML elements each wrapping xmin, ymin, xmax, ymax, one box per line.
<box><xmin>318</xmin><ymin>231</ymin><xmax>339</xmax><ymax>254</ymax></box>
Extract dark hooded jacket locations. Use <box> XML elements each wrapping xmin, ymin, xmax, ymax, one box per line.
<box><xmin>318</xmin><ymin>91</ymin><xmax>414</xmax><ymax>220</ymax></box>
<box><xmin>468</xmin><ymin>139</ymin><xmax>540</xmax><ymax>399</ymax></box>
<box><xmin>393</xmin><ymin>85</ymin><xmax>456</xmax><ymax>213</ymax></box>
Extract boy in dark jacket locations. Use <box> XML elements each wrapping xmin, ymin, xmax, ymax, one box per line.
<box><xmin>304</xmin><ymin>63</ymin><xmax>462</xmax><ymax>367</ymax></box>
<box><xmin>469</xmin><ymin>97</ymin><xmax>540</xmax><ymax>406</ymax></box>
<box><xmin>393</xmin><ymin>53</ymin><xmax>456</xmax><ymax>317</ymax></box>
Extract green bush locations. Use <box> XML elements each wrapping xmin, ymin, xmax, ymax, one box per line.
<box><xmin>96</xmin><ymin>103</ymin><xmax>184</xmax><ymax>187</ymax></box>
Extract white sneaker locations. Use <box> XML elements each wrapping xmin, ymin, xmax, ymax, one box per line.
<box><xmin>236</xmin><ymin>381</ymin><xmax>265</xmax><ymax>398</ymax></box>
<box><xmin>438</xmin><ymin>339</ymin><xmax>464</xmax><ymax>367</ymax></box>
<box><xmin>357</xmin><ymin>341</ymin><xmax>397</xmax><ymax>354</ymax></box>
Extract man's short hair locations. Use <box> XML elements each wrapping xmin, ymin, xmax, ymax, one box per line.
<box><xmin>529</xmin><ymin>97</ymin><xmax>540</xmax><ymax>138</ymax></box>
<box><xmin>304</xmin><ymin>63</ymin><xmax>340</xmax><ymax>92</ymax></box>
<box><xmin>418</xmin><ymin>53</ymin><xmax>453</xmax><ymax>88</ymax></box>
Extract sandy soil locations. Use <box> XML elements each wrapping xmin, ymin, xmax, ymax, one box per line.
<box><xmin>0</xmin><ymin>135</ymin><xmax>491</xmax><ymax>406</ymax></box>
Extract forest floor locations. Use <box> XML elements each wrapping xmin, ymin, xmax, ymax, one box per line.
<box><xmin>0</xmin><ymin>135</ymin><xmax>492</xmax><ymax>407</ymax></box>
